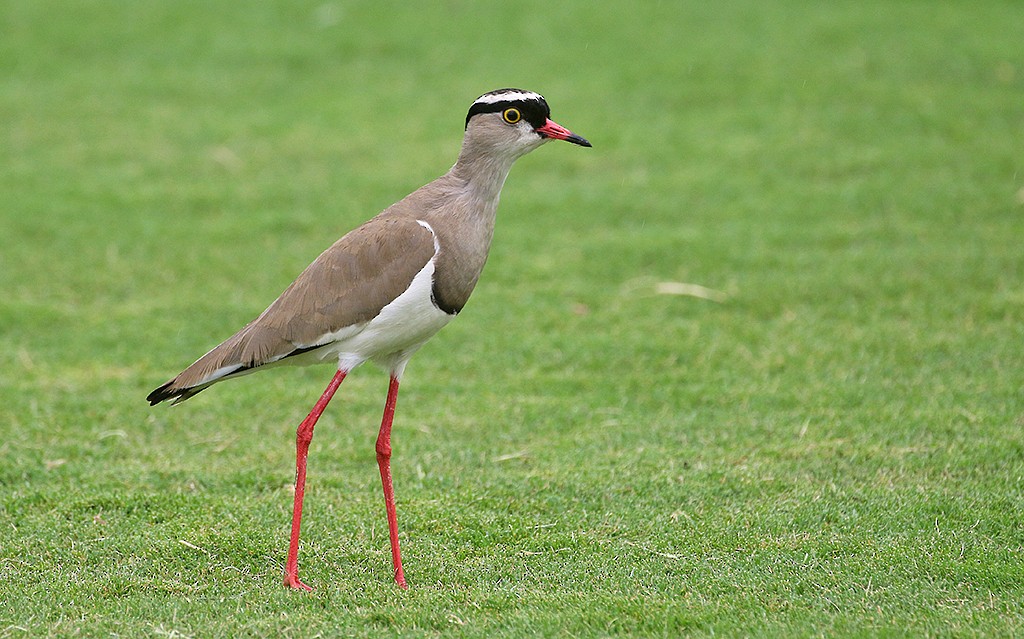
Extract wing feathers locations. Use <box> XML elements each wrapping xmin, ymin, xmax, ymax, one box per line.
<box><xmin>148</xmin><ymin>216</ymin><xmax>436</xmax><ymax>404</ymax></box>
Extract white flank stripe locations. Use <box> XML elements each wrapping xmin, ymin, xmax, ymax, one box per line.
<box><xmin>416</xmin><ymin>219</ymin><xmax>440</xmax><ymax>251</ymax></box>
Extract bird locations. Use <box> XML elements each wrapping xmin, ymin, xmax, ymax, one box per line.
<box><xmin>147</xmin><ymin>88</ymin><xmax>591</xmax><ymax>590</ymax></box>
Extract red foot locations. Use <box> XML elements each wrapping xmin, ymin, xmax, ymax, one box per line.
<box><xmin>396</xmin><ymin>573</ymin><xmax>409</xmax><ymax>590</ymax></box>
<box><xmin>284</xmin><ymin>573</ymin><xmax>313</xmax><ymax>591</ymax></box>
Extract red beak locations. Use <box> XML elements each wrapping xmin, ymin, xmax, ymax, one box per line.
<box><xmin>535</xmin><ymin>119</ymin><xmax>592</xmax><ymax>147</ymax></box>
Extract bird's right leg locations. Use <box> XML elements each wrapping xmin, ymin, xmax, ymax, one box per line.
<box><xmin>376</xmin><ymin>375</ymin><xmax>408</xmax><ymax>589</ymax></box>
<box><xmin>284</xmin><ymin>369</ymin><xmax>347</xmax><ymax>591</ymax></box>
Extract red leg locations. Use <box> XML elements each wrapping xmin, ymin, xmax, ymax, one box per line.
<box><xmin>376</xmin><ymin>375</ymin><xmax>408</xmax><ymax>589</ymax></box>
<box><xmin>284</xmin><ymin>369</ymin><xmax>347</xmax><ymax>591</ymax></box>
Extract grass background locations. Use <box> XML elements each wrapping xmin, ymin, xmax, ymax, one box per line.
<box><xmin>2</xmin><ymin>1</ymin><xmax>1022</xmax><ymax>636</ymax></box>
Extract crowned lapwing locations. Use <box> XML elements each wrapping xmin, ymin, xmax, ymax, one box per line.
<box><xmin>147</xmin><ymin>88</ymin><xmax>591</xmax><ymax>590</ymax></box>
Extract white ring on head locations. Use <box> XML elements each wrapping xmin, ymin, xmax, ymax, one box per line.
<box><xmin>473</xmin><ymin>90</ymin><xmax>544</xmax><ymax>105</ymax></box>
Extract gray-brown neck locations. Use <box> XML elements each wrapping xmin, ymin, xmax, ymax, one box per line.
<box><xmin>448</xmin><ymin>141</ymin><xmax>522</xmax><ymax>206</ymax></box>
<box><xmin>398</xmin><ymin>133</ymin><xmax>537</xmax><ymax>316</ymax></box>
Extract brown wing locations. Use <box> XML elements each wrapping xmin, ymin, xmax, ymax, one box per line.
<box><xmin>148</xmin><ymin>215</ymin><xmax>435</xmax><ymax>404</ymax></box>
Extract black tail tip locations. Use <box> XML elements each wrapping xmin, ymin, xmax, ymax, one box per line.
<box><xmin>147</xmin><ymin>380</ymin><xmax>181</xmax><ymax>406</ymax></box>
<box><xmin>148</xmin><ymin>379</ymin><xmax>209</xmax><ymax>406</ymax></box>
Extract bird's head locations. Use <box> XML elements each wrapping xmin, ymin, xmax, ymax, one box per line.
<box><xmin>463</xmin><ymin>88</ymin><xmax>591</xmax><ymax>160</ymax></box>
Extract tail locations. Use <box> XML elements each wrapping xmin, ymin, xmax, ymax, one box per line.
<box><xmin>146</xmin><ymin>323</ymin><xmax>261</xmax><ymax>406</ymax></box>
<box><xmin>147</xmin><ymin>320</ymin><xmax>321</xmax><ymax>406</ymax></box>
<box><xmin>146</xmin><ymin>378</ymin><xmax>214</xmax><ymax>406</ymax></box>
<box><xmin>146</xmin><ymin>339</ymin><xmax>256</xmax><ymax>406</ymax></box>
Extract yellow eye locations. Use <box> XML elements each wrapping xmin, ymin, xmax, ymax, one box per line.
<box><xmin>502</xmin><ymin>108</ymin><xmax>522</xmax><ymax>124</ymax></box>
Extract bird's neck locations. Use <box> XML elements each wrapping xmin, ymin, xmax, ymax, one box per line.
<box><xmin>449</xmin><ymin>145</ymin><xmax>520</xmax><ymax>205</ymax></box>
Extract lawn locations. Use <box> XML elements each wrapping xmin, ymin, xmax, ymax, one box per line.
<box><xmin>2</xmin><ymin>1</ymin><xmax>1022</xmax><ymax>636</ymax></box>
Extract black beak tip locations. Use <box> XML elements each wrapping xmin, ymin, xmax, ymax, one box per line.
<box><xmin>568</xmin><ymin>134</ymin><xmax>592</xmax><ymax>148</ymax></box>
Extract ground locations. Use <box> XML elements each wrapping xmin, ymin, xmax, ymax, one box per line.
<box><xmin>1</xmin><ymin>1</ymin><xmax>1022</xmax><ymax>636</ymax></box>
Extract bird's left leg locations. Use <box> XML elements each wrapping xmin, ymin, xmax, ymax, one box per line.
<box><xmin>376</xmin><ymin>374</ymin><xmax>408</xmax><ymax>589</ymax></box>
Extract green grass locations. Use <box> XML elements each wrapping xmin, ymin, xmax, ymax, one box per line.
<box><xmin>2</xmin><ymin>0</ymin><xmax>1023</xmax><ymax>636</ymax></box>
